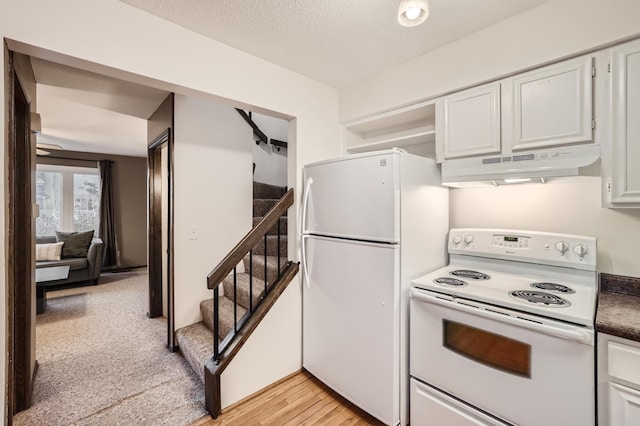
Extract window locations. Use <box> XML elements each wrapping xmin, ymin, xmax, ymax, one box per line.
<box><xmin>36</xmin><ymin>165</ymin><xmax>100</xmax><ymax>237</ymax></box>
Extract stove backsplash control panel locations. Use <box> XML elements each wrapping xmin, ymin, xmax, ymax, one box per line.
<box><xmin>492</xmin><ymin>234</ymin><xmax>531</xmax><ymax>249</ymax></box>
<box><xmin>449</xmin><ymin>228</ymin><xmax>596</xmax><ymax>271</ymax></box>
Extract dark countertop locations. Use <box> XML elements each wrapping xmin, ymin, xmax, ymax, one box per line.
<box><xmin>596</xmin><ymin>273</ymin><xmax>640</xmax><ymax>342</ymax></box>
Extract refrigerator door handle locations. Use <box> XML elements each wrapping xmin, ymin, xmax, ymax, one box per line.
<box><xmin>301</xmin><ymin>235</ymin><xmax>310</xmax><ymax>287</ymax></box>
<box><xmin>301</xmin><ymin>177</ymin><xmax>313</xmax><ymax>234</ymax></box>
<box><xmin>300</xmin><ymin>177</ymin><xmax>313</xmax><ymax>287</ymax></box>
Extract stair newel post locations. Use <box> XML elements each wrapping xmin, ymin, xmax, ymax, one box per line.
<box><xmin>213</xmin><ymin>285</ymin><xmax>220</xmax><ymax>363</ymax></box>
<box><xmin>249</xmin><ymin>250</ymin><xmax>253</xmax><ymax>313</ymax></box>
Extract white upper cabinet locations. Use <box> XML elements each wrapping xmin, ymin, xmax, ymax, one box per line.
<box><xmin>441</xmin><ymin>82</ymin><xmax>501</xmax><ymax>159</ymax></box>
<box><xmin>437</xmin><ymin>55</ymin><xmax>595</xmax><ymax>161</ymax></box>
<box><xmin>605</xmin><ymin>38</ymin><xmax>640</xmax><ymax>206</ymax></box>
<box><xmin>503</xmin><ymin>56</ymin><xmax>594</xmax><ymax>152</ymax></box>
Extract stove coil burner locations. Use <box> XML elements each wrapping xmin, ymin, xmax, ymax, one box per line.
<box><xmin>530</xmin><ymin>282</ymin><xmax>575</xmax><ymax>294</ymax></box>
<box><xmin>509</xmin><ymin>290</ymin><xmax>571</xmax><ymax>308</ymax></box>
<box><xmin>433</xmin><ymin>277</ymin><xmax>467</xmax><ymax>287</ymax></box>
<box><xmin>450</xmin><ymin>270</ymin><xmax>491</xmax><ymax>280</ymax></box>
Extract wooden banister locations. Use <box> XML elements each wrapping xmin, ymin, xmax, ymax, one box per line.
<box><xmin>203</xmin><ymin>185</ymin><xmax>298</xmax><ymax>418</ymax></box>
<box><xmin>207</xmin><ymin>188</ymin><xmax>294</xmax><ymax>290</ymax></box>
<box><xmin>204</xmin><ymin>261</ymin><xmax>299</xmax><ymax>418</ymax></box>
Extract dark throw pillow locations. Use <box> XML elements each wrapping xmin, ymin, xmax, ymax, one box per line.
<box><xmin>56</xmin><ymin>230</ymin><xmax>94</xmax><ymax>258</ymax></box>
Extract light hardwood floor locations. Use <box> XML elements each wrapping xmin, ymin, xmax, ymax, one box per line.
<box><xmin>193</xmin><ymin>370</ymin><xmax>384</xmax><ymax>426</ymax></box>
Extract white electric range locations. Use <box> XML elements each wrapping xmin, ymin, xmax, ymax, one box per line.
<box><xmin>410</xmin><ymin>228</ymin><xmax>598</xmax><ymax>426</ymax></box>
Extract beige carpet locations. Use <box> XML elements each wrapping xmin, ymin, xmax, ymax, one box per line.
<box><xmin>14</xmin><ymin>269</ymin><xmax>207</xmax><ymax>426</ymax></box>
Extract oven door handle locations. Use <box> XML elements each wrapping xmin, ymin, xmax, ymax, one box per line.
<box><xmin>411</xmin><ymin>290</ymin><xmax>593</xmax><ymax>344</ymax></box>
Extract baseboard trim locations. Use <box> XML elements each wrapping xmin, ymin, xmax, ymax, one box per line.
<box><xmin>101</xmin><ymin>265</ymin><xmax>147</xmax><ymax>273</ymax></box>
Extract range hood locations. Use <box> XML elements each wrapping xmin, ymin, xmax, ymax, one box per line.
<box><xmin>441</xmin><ymin>144</ymin><xmax>601</xmax><ymax>187</ymax></box>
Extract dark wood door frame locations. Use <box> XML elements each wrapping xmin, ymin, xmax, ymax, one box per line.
<box><xmin>147</xmin><ymin>129</ymin><xmax>175</xmax><ymax>350</ymax></box>
<box><xmin>6</xmin><ymin>50</ymin><xmax>34</xmax><ymax>416</ymax></box>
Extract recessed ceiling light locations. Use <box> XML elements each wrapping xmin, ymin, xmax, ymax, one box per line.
<box><xmin>398</xmin><ymin>0</ymin><xmax>429</xmax><ymax>27</ymax></box>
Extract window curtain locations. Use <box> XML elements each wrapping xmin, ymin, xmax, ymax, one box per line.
<box><xmin>98</xmin><ymin>160</ymin><xmax>119</xmax><ymax>267</ymax></box>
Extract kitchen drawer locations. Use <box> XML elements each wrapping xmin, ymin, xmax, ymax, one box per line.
<box><xmin>609</xmin><ymin>341</ymin><xmax>640</xmax><ymax>386</ymax></box>
<box><xmin>410</xmin><ymin>378</ymin><xmax>507</xmax><ymax>426</ymax></box>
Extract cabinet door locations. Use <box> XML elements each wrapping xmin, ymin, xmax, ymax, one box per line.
<box><xmin>609</xmin><ymin>383</ymin><xmax>640</xmax><ymax>426</ymax></box>
<box><xmin>442</xmin><ymin>82</ymin><xmax>501</xmax><ymax>159</ymax></box>
<box><xmin>504</xmin><ymin>56</ymin><xmax>594</xmax><ymax>152</ymax></box>
<box><xmin>609</xmin><ymin>39</ymin><xmax>640</xmax><ymax>205</ymax></box>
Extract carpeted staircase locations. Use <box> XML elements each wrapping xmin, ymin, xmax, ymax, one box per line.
<box><xmin>176</xmin><ymin>181</ymin><xmax>288</xmax><ymax>383</ymax></box>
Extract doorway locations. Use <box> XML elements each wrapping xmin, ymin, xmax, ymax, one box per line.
<box><xmin>148</xmin><ymin>129</ymin><xmax>175</xmax><ymax>350</ymax></box>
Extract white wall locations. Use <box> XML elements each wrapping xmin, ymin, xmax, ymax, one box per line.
<box><xmin>173</xmin><ymin>94</ymin><xmax>253</xmax><ymax>329</ymax></box>
<box><xmin>450</xmin><ymin>180</ymin><xmax>640</xmax><ymax>277</ymax></box>
<box><xmin>252</xmin><ymin>113</ymin><xmax>288</xmax><ymax>187</ymax></box>
<box><xmin>340</xmin><ymin>0</ymin><xmax>640</xmax><ymax>122</ymax></box>
<box><xmin>221</xmin><ymin>282</ymin><xmax>301</xmax><ymax>408</ymax></box>
<box><xmin>0</xmin><ymin>0</ymin><xmax>341</xmax><ymax>414</ymax></box>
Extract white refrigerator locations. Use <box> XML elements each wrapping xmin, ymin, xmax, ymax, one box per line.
<box><xmin>301</xmin><ymin>149</ymin><xmax>448</xmax><ymax>425</ymax></box>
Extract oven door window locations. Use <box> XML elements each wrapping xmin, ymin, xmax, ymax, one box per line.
<box><xmin>443</xmin><ymin>320</ymin><xmax>531</xmax><ymax>378</ymax></box>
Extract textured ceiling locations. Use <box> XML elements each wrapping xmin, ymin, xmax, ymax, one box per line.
<box><xmin>31</xmin><ymin>58</ymin><xmax>170</xmax><ymax>157</ymax></box>
<box><xmin>30</xmin><ymin>0</ymin><xmax>547</xmax><ymax>157</ymax></box>
<box><xmin>120</xmin><ymin>0</ymin><xmax>546</xmax><ymax>88</ymax></box>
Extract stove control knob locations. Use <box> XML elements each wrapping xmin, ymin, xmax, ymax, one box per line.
<box><xmin>452</xmin><ymin>235</ymin><xmax>462</xmax><ymax>246</ymax></box>
<box><xmin>555</xmin><ymin>241</ymin><xmax>569</xmax><ymax>255</ymax></box>
<box><xmin>573</xmin><ymin>244</ymin><xmax>588</xmax><ymax>258</ymax></box>
<box><xmin>464</xmin><ymin>234</ymin><xmax>474</xmax><ymax>246</ymax></box>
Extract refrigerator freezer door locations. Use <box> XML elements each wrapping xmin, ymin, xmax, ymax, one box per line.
<box><xmin>302</xmin><ymin>152</ymin><xmax>399</xmax><ymax>242</ymax></box>
<box><xmin>303</xmin><ymin>235</ymin><xmax>400</xmax><ymax>425</ymax></box>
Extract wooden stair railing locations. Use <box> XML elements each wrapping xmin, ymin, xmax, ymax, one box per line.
<box><xmin>204</xmin><ymin>188</ymin><xmax>298</xmax><ymax>419</ymax></box>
